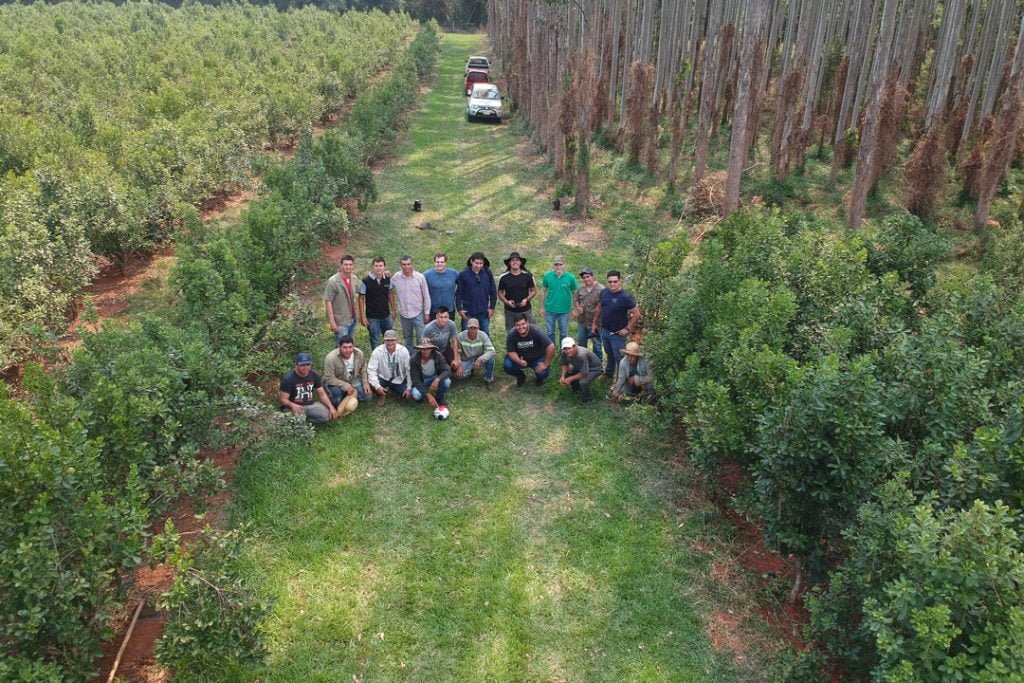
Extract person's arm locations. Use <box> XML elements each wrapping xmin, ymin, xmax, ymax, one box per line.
<box><xmin>455</xmin><ymin>273</ymin><xmax>465</xmax><ymax>317</ymax></box>
<box><xmin>434</xmin><ymin>353</ymin><xmax>452</xmax><ymax>384</ymax></box>
<box><xmin>613</xmin><ymin>358</ymin><xmax>628</xmax><ymax>396</ymax></box>
<box><xmin>559</xmin><ymin>357</ymin><xmax>570</xmax><ymax>384</ymax></box>
<box><xmin>619</xmin><ymin>305</ymin><xmax>639</xmax><ymax>337</ymax></box>
<box><xmin>279</xmin><ymin>390</ymin><xmax>304</xmax><ymax>415</ymax></box>
<box><xmin>358</xmin><ymin>288</ymin><xmax>368</xmax><ymax>326</ymax></box>
<box><xmin>324</xmin><ymin>354</ymin><xmax>353</xmax><ymax>392</ymax></box>
<box><xmin>421</xmin><ymin>276</ymin><xmax>431</xmax><ymax>323</ymax></box>
<box><xmin>400</xmin><ymin>350</ymin><xmax>412</xmax><ymax>398</ymax></box>
<box><xmin>317</xmin><ymin>386</ymin><xmax>338</xmax><ymax>419</ymax></box>
<box><xmin>537</xmin><ymin>343</ymin><xmax>555</xmax><ymax>372</ymax></box>
<box><xmin>479</xmin><ymin>333</ymin><xmax>495</xmax><ymax>363</ymax></box>
<box><xmin>389</xmin><ymin>287</ymin><xmax>397</xmax><ymax>319</ymax></box>
<box><xmin>507</xmin><ymin>350</ymin><xmax>526</xmax><ymax>367</ymax></box>
<box><xmin>592</xmin><ymin>301</ymin><xmax>602</xmax><ymax>333</ymax></box>
<box><xmin>497</xmin><ymin>277</ymin><xmax>512</xmax><ymax>307</ymax></box>
<box><xmin>450</xmin><ymin>330</ymin><xmax>460</xmax><ymax>363</ymax></box>
<box><xmin>325</xmin><ymin>299</ymin><xmax>338</xmax><ymax>333</ymax></box>
<box><xmin>524</xmin><ymin>285</ymin><xmax>537</xmax><ymax>308</ymax></box>
<box><xmin>367</xmin><ymin>350</ymin><xmax>383</xmax><ymax>391</ymax></box>
<box><xmin>411</xmin><ymin>358</ymin><xmax>427</xmax><ymax>396</ymax></box>
<box><xmin>487</xmin><ymin>274</ymin><xmax>497</xmax><ymax>316</ymax></box>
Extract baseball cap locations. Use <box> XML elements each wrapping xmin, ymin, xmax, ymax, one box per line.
<box><xmin>467</xmin><ymin>317</ymin><xmax>480</xmax><ymax>328</ymax></box>
<box><xmin>561</xmin><ymin>337</ymin><xmax>576</xmax><ymax>349</ymax></box>
<box><xmin>553</xmin><ymin>255</ymin><xmax>565</xmax><ymax>264</ymax></box>
<box><xmin>295</xmin><ymin>352</ymin><xmax>313</xmax><ymax>365</ymax></box>
<box><xmin>580</xmin><ymin>267</ymin><xmax>594</xmax><ymax>276</ymax></box>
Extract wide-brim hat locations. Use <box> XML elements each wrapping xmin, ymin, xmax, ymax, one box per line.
<box><xmin>337</xmin><ymin>394</ymin><xmax>359</xmax><ymax>417</ymax></box>
<box><xmin>415</xmin><ymin>338</ymin><xmax>437</xmax><ymax>350</ymax></box>
<box><xmin>466</xmin><ymin>251</ymin><xmax>491</xmax><ymax>270</ymax></box>
<box><xmin>503</xmin><ymin>251</ymin><xmax>527</xmax><ymax>269</ymax></box>
<box><xmin>623</xmin><ymin>341</ymin><xmax>643</xmax><ymax>356</ymax></box>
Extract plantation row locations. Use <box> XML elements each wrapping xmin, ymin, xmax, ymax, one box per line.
<box><xmin>0</xmin><ymin>22</ymin><xmax>440</xmax><ymax>680</ymax></box>
<box><xmin>639</xmin><ymin>211</ymin><xmax>1024</xmax><ymax>680</ymax></box>
<box><xmin>0</xmin><ymin>2</ymin><xmax>419</xmax><ymax>369</ymax></box>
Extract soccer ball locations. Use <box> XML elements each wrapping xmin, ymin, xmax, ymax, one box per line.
<box><xmin>433</xmin><ymin>405</ymin><xmax>450</xmax><ymax>420</ymax></box>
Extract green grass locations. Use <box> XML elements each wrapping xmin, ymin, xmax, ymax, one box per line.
<box><xmin>228</xmin><ymin>33</ymin><xmax>763</xmax><ymax>682</ymax></box>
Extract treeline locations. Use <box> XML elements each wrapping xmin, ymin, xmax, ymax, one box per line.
<box><xmin>638</xmin><ymin>209</ymin><xmax>1024</xmax><ymax>680</ymax></box>
<box><xmin>488</xmin><ymin>0</ymin><xmax>1024</xmax><ymax>228</ymax></box>
<box><xmin>0</xmin><ymin>18</ymin><xmax>440</xmax><ymax>680</ymax></box>
<box><xmin>0</xmin><ymin>2</ymin><xmax>417</xmax><ymax>369</ymax></box>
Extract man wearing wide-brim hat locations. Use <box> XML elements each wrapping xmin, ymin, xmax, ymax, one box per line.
<box><xmin>455</xmin><ymin>251</ymin><xmax>497</xmax><ymax>334</ymax></box>
<box><xmin>410</xmin><ymin>338</ymin><xmax>452</xmax><ymax>409</ymax></box>
<box><xmin>611</xmin><ymin>341</ymin><xmax>653</xmax><ymax>402</ymax></box>
<box><xmin>498</xmin><ymin>251</ymin><xmax>536</xmax><ymax>330</ymax></box>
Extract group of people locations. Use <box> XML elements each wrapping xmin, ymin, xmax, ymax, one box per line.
<box><xmin>278</xmin><ymin>251</ymin><xmax>653</xmax><ymax>422</ymax></box>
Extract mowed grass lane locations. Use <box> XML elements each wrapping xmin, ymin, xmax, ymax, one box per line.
<box><xmin>229</xmin><ymin>33</ymin><xmax>752</xmax><ymax>682</ymax></box>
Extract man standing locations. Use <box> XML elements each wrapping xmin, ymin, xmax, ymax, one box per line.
<box><xmin>392</xmin><ymin>255</ymin><xmax>431</xmax><ymax>348</ymax></box>
<box><xmin>455</xmin><ymin>251</ymin><xmax>497</xmax><ymax>334</ymax></box>
<box><xmin>367</xmin><ymin>329</ymin><xmax>412</xmax><ymax>406</ymax></box>
<box><xmin>497</xmin><ymin>251</ymin><xmax>537</xmax><ymax>330</ymax></box>
<box><xmin>592</xmin><ymin>270</ymin><xmax>640</xmax><ymax>378</ymax></box>
<box><xmin>558</xmin><ymin>337</ymin><xmax>602</xmax><ymax>404</ymax></box>
<box><xmin>410</xmin><ymin>339</ymin><xmax>452</xmax><ymax>410</ymax></box>
<box><xmin>324</xmin><ymin>255</ymin><xmax>358</xmax><ymax>344</ymax></box>
<box><xmin>572</xmin><ymin>266</ymin><xmax>604</xmax><ymax>363</ymax></box>
<box><xmin>323</xmin><ymin>335</ymin><xmax>369</xmax><ymax>417</ymax></box>
<box><xmin>539</xmin><ymin>255</ymin><xmax>578</xmax><ymax>346</ymax></box>
<box><xmin>503</xmin><ymin>314</ymin><xmax>555</xmax><ymax>387</ymax></box>
<box><xmin>611</xmin><ymin>341</ymin><xmax>653</xmax><ymax>402</ymax></box>
<box><xmin>279</xmin><ymin>353</ymin><xmax>336</xmax><ymax>423</ymax></box>
<box><xmin>424</xmin><ymin>252</ymin><xmax>459</xmax><ymax>322</ymax></box>
<box><xmin>455</xmin><ymin>317</ymin><xmax>495</xmax><ymax>390</ymax></box>
<box><xmin>358</xmin><ymin>257</ymin><xmax>395</xmax><ymax>350</ymax></box>
<box><xmin>421</xmin><ymin>306</ymin><xmax>460</xmax><ymax>364</ymax></box>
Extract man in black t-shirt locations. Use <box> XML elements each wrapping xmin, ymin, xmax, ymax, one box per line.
<box><xmin>358</xmin><ymin>256</ymin><xmax>395</xmax><ymax>350</ymax></box>
<box><xmin>503</xmin><ymin>314</ymin><xmax>555</xmax><ymax>387</ymax></box>
<box><xmin>497</xmin><ymin>251</ymin><xmax>537</xmax><ymax>330</ymax></box>
<box><xmin>279</xmin><ymin>353</ymin><xmax>336</xmax><ymax>424</ymax></box>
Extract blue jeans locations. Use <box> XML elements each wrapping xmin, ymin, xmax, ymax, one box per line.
<box><xmin>460</xmin><ymin>357</ymin><xmax>495</xmax><ymax>381</ymax></box>
<box><xmin>327</xmin><ymin>381</ymin><xmax>369</xmax><ymax>406</ymax></box>
<box><xmin>462</xmin><ymin>314</ymin><xmax>491</xmax><ymax>335</ymax></box>
<box><xmin>503</xmin><ymin>356</ymin><xmax>551</xmax><ymax>380</ymax></box>
<box><xmin>400</xmin><ymin>315</ymin><xmax>426</xmax><ymax>348</ymax></box>
<box><xmin>333</xmin><ymin>319</ymin><xmax>357</xmax><ymax>345</ymax></box>
<box><xmin>600</xmin><ymin>328</ymin><xmax>627</xmax><ymax>377</ymax></box>
<box><xmin>412</xmin><ymin>375</ymin><xmax>450</xmax><ymax>403</ymax></box>
<box><xmin>366</xmin><ymin>316</ymin><xmax>393</xmax><ymax>350</ymax></box>
<box><xmin>576</xmin><ymin>324</ymin><xmax>603</xmax><ymax>363</ymax></box>
<box><xmin>544</xmin><ymin>311</ymin><xmax>570</xmax><ymax>345</ymax></box>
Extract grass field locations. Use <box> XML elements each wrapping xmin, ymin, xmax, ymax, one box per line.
<box><xmin>229</xmin><ymin>33</ymin><xmax>765</xmax><ymax>682</ymax></box>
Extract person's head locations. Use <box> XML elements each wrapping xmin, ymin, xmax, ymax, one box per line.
<box><xmin>372</xmin><ymin>256</ymin><xmax>386</xmax><ymax>277</ymax></box>
<box><xmin>339</xmin><ymin>255</ymin><xmax>354</xmax><ymax>276</ymax></box>
<box><xmin>580</xmin><ymin>267</ymin><xmax>595</xmax><ymax>286</ymax></box>
<box><xmin>561</xmin><ymin>337</ymin><xmax>577</xmax><ymax>357</ymax></box>
<box><xmin>553</xmin><ymin>256</ymin><xmax>565</xmax><ymax>275</ymax></box>
<box><xmin>514</xmin><ymin>314</ymin><xmax>530</xmax><ymax>336</ymax></box>
<box><xmin>294</xmin><ymin>352</ymin><xmax>313</xmax><ymax>377</ymax></box>
<box><xmin>470</xmin><ymin>252</ymin><xmax>486</xmax><ymax>273</ymax></box>
<box><xmin>606</xmin><ymin>270</ymin><xmax>623</xmax><ymax>292</ymax></box>
<box><xmin>337</xmin><ymin>335</ymin><xmax>355</xmax><ymax>359</ymax></box>
<box><xmin>434</xmin><ymin>252</ymin><xmax>448</xmax><ymax>272</ymax></box>
<box><xmin>400</xmin><ymin>255</ymin><xmax>414</xmax><ymax>276</ymax></box>
<box><xmin>415</xmin><ymin>338</ymin><xmax>435</xmax><ymax>359</ymax></box>
<box><xmin>623</xmin><ymin>341</ymin><xmax>642</xmax><ymax>365</ymax></box>
<box><xmin>382</xmin><ymin>329</ymin><xmax>398</xmax><ymax>350</ymax></box>
<box><xmin>466</xmin><ymin>317</ymin><xmax>480</xmax><ymax>339</ymax></box>
<box><xmin>435</xmin><ymin>306</ymin><xmax>450</xmax><ymax>325</ymax></box>
<box><xmin>509</xmin><ymin>256</ymin><xmax>522</xmax><ymax>271</ymax></box>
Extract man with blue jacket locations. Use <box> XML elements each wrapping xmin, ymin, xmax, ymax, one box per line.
<box><xmin>455</xmin><ymin>251</ymin><xmax>497</xmax><ymax>334</ymax></box>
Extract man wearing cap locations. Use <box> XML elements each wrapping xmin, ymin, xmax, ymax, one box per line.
<box><xmin>421</xmin><ymin>306</ymin><xmax>460</xmax><ymax>364</ymax></box>
<box><xmin>425</xmin><ymin>252</ymin><xmax>459</xmax><ymax>322</ymax></box>
<box><xmin>279</xmin><ymin>353</ymin><xmax>336</xmax><ymax>423</ymax></box>
<box><xmin>558</xmin><ymin>337</ymin><xmax>603</xmax><ymax>404</ymax></box>
<box><xmin>410</xmin><ymin>338</ymin><xmax>452</xmax><ymax>409</ymax></box>
<box><xmin>592</xmin><ymin>270</ymin><xmax>640</xmax><ymax>379</ymax></box>
<box><xmin>455</xmin><ymin>251</ymin><xmax>497</xmax><ymax>334</ymax></box>
<box><xmin>572</xmin><ymin>267</ymin><xmax>604</xmax><ymax>364</ymax></box>
<box><xmin>323</xmin><ymin>334</ymin><xmax>369</xmax><ymax>417</ymax></box>
<box><xmin>497</xmin><ymin>251</ymin><xmax>536</xmax><ymax>330</ymax></box>
<box><xmin>455</xmin><ymin>317</ymin><xmax>495</xmax><ymax>390</ymax></box>
<box><xmin>367</xmin><ymin>329</ymin><xmax>412</xmax><ymax>406</ymax></box>
<box><xmin>324</xmin><ymin>255</ymin><xmax>358</xmax><ymax>344</ymax></box>
<box><xmin>359</xmin><ymin>256</ymin><xmax>395</xmax><ymax>350</ymax></box>
<box><xmin>611</xmin><ymin>341</ymin><xmax>653</xmax><ymax>402</ymax></box>
<box><xmin>392</xmin><ymin>255</ymin><xmax>431</xmax><ymax>348</ymax></box>
<box><xmin>503</xmin><ymin>314</ymin><xmax>556</xmax><ymax>387</ymax></box>
<box><xmin>539</xmin><ymin>255</ymin><xmax>578</xmax><ymax>346</ymax></box>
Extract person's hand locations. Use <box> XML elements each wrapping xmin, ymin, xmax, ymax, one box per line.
<box><xmin>427</xmin><ymin>394</ymin><xmax>438</xmax><ymax>408</ymax></box>
<box><xmin>375</xmin><ymin>386</ymin><xmax>387</xmax><ymax>396</ymax></box>
<box><xmin>430</xmin><ymin>378</ymin><xmax>440</xmax><ymax>392</ymax></box>
<box><xmin>610</xmin><ymin>394</ymin><xmax>620</xmax><ymax>404</ymax></box>
<box><xmin>519</xmin><ymin>299</ymin><xmax>528</xmax><ymax>308</ymax></box>
<box><xmin>454</xmin><ymin>364</ymin><xmax>465</xmax><ymax>378</ymax></box>
<box><xmin>402</xmin><ymin>389</ymin><xmax>412</xmax><ymax>399</ymax></box>
<box><xmin>618</xmin><ymin>328</ymin><xmax>628</xmax><ymax>337</ymax></box>
<box><xmin>423</xmin><ymin>313</ymin><xmax>429</xmax><ymax>324</ymax></box>
<box><xmin>559</xmin><ymin>376</ymin><xmax>570</xmax><ymax>386</ymax></box>
<box><xmin>536</xmin><ymin>362</ymin><xmax>548</xmax><ymax>373</ymax></box>
<box><xmin>289</xmin><ymin>403</ymin><xmax>304</xmax><ymax>416</ymax></box>
<box><xmin>329</xmin><ymin>406</ymin><xmax>339</xmax><ymax>420</ymax></box>
<box><xmin>519</xmin><ymin>358</ymin><xmax>528</xmax><ymax>368</ymax></box>
<box><xmin>459</xmin><ymin>309</ymin><xmax>468</xmax><ymax>320</ymax></box>
<box><xmin>360</xmin><ymin>317</ymin><xmax>368</xmax><ymax>326</ymax></box>
<box><xmin>591</xmin><ymin>325</ymin><xmax>598</xmax><ymax>334</ymax></box>
<box><xmin>472</xmin><ymin>359</ymin><xmax>481</xmax><ymax>370</ymax></box>
<box><xmin>347</xmin><ymin>387</ymin><xmax>357</xmax><ymax>397</ymax></box>
<box><xmin>487</xmin><ymin>308</ymin><xmax>494</xmax><ymax>317</ymax></box>
<box><xmin>330</xmin><ymin>324</ymin><xmax>339</xmax><ymax>334</ymax></box>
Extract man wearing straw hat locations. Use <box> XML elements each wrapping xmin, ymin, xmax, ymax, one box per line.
<box><xmin>611</xmin><ymin>341</ymin><xmax>653</xmax><ymax>402</ymax></box>
<box><xmin>323</xmin><ymin>335</ymin><xmax>369</xmax><ymax>417</ymax></box>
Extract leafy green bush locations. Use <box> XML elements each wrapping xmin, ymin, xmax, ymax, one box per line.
<box><xmin>865</xmin><ymin>212</ymin><xmax>950</xmax><ymax>298</ymax></box>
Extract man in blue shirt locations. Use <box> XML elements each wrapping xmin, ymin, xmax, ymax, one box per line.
<box><xmin>455</xmin><ymin>251</ymin><xmax>497</xmax><ymax>334</ymax></box>
<box><xmin>592</xmin><ymin>270</ymin><xmax>640</xmax><ymax>379</ymax></box>
<box><xmin>424</xmin><ymin>252</ymin><xmax>459</xmax><ymax>322</ymax></box>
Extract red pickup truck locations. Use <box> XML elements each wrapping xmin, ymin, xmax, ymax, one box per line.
<box><xmin>464</xmin><ymin>69</ymin><xmax>490</xmax><ymax>96</ymax></box>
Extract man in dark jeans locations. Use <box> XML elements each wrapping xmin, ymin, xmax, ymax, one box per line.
<box><xmin>558</xmin><ymin>337</ymin><xmax>602</xmax><ymax>404</ymax></box>
<box><xmin>358</xmin><ymin>256</ymin><xmax>395</xmax><ymax>350</ymax></box>
<box><xmin>592</xmin><ymin>270</ymin><xmax>640</xmax><ymax>379</ymax></box>
<box><xmin>503</xmin><ymin>314</ymin><xmax>555</xmax><ymax>387</ymax></box>
<box><xmin>455</xmin><ymin>251</ymin><xmax>497</xmax><ymax>334</ymax></box>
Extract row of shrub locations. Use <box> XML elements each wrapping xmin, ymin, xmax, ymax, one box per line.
<box><xmin>638</xmin><ymin>209</ymin><xmax>1024</xmax><ymax>680</ymax></box>
<box><xmin>0</xmin><ymin>3</ymin><xmax>419</xmax><ymax>369</ymax></box>
<box><xmin>0</xmin><ymin>20</ymin><xmax>439</xmax><ymax>680</ymax></box>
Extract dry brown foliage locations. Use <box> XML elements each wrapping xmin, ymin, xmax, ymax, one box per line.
<box><xmin>626</xmin><ymin>61</ymin><xmax>655</xmax><ymax>165</ymax></box>
<box><xmin>876</xmin><ymin>72</ymin><xmax>910</xmax><ymax>182</ymax></box>
<box><xmin>689</xmin><ymin>170</ymin><xmax>728</xmax><ymax>216</ymax></box>
<box><xmin>906</xmin><ymin>124</ymin><xmax>948</xmax><ymax>217</ymax></box>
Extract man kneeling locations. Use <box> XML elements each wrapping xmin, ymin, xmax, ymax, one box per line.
<box><xmin>279</xmin><ymin>353</ymin><xmax>336</xmax><ymax>423</ymax></box>
<box><xmin>324</xmin><ymin>335</ymin><xmax>369</xmax><ymax>417</ymax></box>
<box><xmin>558</xmin><ymin>337</ymin><xmax>602</xmax><ymax>404</ymax></box>
<box><xmin>411</xmin><ymin>338</ymin><xmax>452</xmax><ymax>410</ymax></box>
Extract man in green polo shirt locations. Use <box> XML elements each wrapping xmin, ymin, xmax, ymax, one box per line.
<box><xmin>539</xmin><ymin>255</ymin><xmax>578</xmax><ymax>347</ymax></box>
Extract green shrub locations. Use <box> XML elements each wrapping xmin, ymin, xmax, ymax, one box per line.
<box><xmin>866</xmin><ymin>212</ymin><xmax>950</xmax><ymax>298</ymax></box>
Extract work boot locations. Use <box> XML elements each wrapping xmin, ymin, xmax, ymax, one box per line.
<box><xmin>516</xmin><ymin>374</ymin><xmax>526</xmax><ymax>388</ymax></box>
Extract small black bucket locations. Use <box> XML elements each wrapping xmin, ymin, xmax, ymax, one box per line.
<box><xmin>412</xmin><ymin>200</ymin><xmax>422</xmax><ymax>212</ymax></box>
<box><xmin>552</xmin><ymin>198</ymin><xmax>561</xmax><ymax>211</ymax></box>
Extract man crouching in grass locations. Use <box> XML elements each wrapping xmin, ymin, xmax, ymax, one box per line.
<box><xmin>279</xmin><ymin>352</ymin><xmax>337</xmax><ymax>423</ymax></box>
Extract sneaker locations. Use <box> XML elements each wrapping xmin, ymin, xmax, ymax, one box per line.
<box><xmin>516</xmin><ymin>374</ymin><xmax>526</xmax><ymax>388</ymax></box>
